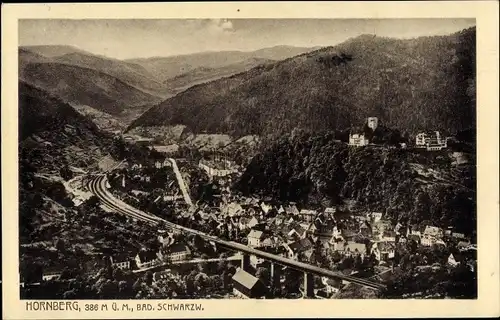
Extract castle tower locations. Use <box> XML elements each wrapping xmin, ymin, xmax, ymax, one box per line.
<box><xmin>367</xmin><ymin>117</ymin><xmax>379</xmax><ymax>131</ymax></box>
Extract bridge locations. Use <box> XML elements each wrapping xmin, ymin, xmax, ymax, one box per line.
<box><xmin>87</xmin><ymin>174</ymin><xmax>386</xmax><ymax>296</ymax></box>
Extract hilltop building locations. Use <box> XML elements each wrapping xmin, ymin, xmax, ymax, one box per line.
<box><xmin>415</xmin><ymin>131</ymin><xmax>448</xmax><ymax>151</ymax></box>
<box><xmin>367</xmin><ymin>117</ymin><xmax>379</xmax><ymax>130</ymax></box>
<box><xmin>349</xmin><ymin>133</ymin><xmax>369</xmax><ymax>147</ymax></box>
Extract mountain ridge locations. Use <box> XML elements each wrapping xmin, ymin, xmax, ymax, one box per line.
<box><xmin>129</xmin><ymin>27</ymin><xmax>476</xmax><ymax>137</ymax></box>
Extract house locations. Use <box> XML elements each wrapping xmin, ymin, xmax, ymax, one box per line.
<box><xmin>448</xmin><ymin>253</ymin><xmax>461</xmax><ymax>267</ymax></box>
<box><xmin>110</xmin><ymin>254</ymin><xmax>131</xmax><ymax>270</ymax></box>
<box><xmin>307</xmin><ymin>222</ymin><xmax>318</xmax><ymax>234</ymax></box>
<box><xmin>287</xmin><ymin>225</ymin><xmax>307</xmax><ymax>240</ymax></box>
<box><xmin>421</xmin><ymin>225</ymin><xmax>444</xmax><ymax>246</ymax></box>
<box><xmin>452</xmin><ymin>232</ymin><xmax>467</xmax><ymax>240</ymax></box>
<box><xmin>299</xmin><ymin>209</ymin><xmax>317</xmax><ymax>223</ymax></box>
<box><xmin>250</xmin><ymin>254</ymin><xmax>265</xmax><ymax>268</ymax></box>
<box><xmin>42</xmin><ymin>267</ymin><xmax>63</xmax><ymax>281</ymax></box>
<box><xmin>324</xmin><ymin>207</ymin><xmax>336</xmax><ymax>215</ymax></box>
<box><xmin>247</xmin><ymin>229</ymin><xmax>267</xmax><ymax>248</ymax></box>
<box><xmin>424</xmin><ymin>225</ymin><xmax>443</xmax><ymax>238</ymax></box>
<box><xmin>284</xmin><ymin>205</ymin><xmax>300</xmax><ymax>216</ymax></box>
<box><xmin>135</xmin><ymin>249</ymin><xmax>159</xmax><ymax>269</ymax></box>
<box><xmin>372</xmin><ymin>241</ymin><xmax>395</xmax><ymax>263</ymax></box>
<box><xmin>334</xmin><ymin>241</ymin><xmax>367</xmax><ymax>258</ymax></box>
<box><xmin>415</xmin><ymin>131</ymin><xmax>447</xmax><ymax>150</ymax></box>
<box><xmin>349</xmin><ymin>133</ymin><xmax>369</xmax><ymax>147</ymax></box>
<box><xmin>238</xmin><ymin>216</ymin><xmax>259</xmax><ymax>231</ymax></box>
<box><xmin>394</xmin><ymin>222</ymin><xmax>403</xmax><ymax>235</ymax></box>
<box><xmin>382</xmin><ymin>230</ymin><xmax>397</xmax><ymax>242</ymax></box>
<box><xmin>221</xmin><ymin>202</ymin><xmax>244</xmax><ymax>217</ymax></box>
<box><xmin>165</xmin><ymin>243</ymin><xmax>191</xmax><ymax>262</ymax></box>
<box><xmin>231</xmin><ymin>268</ymin><xmax>268</xmax><ymax>299</ymax></box>
<box><xmin>327</xmin><ymin>226</ymin><xmax>344</xmax><ymax>245</ymax></box>
<box><xmin>457</xmin><ymin>241</ymin><xmax>471</xmax><ymax>251</ymax></box>
<box><xmin>370</xmin><ymin>212</ymin><xmax>383</xmax><ymax>222</ymax></box>
<box><xmin>261</xmin><ymin>237</ymin><xmax>278</xmax><ymax>248</ymax></box>
<box><xmin>321</xmin><ymin>277</ymin><xmax>342</xmax><ymax>295</ymax></box>
<box><xmin>421</xmin><ymin>234</ymin><xmax>436</xmax><ymax>247</ymax></box>
<box><xmin>153</xmin><ymin>269</ymin><xmax>179</xmax><ymax>283</ymax></box>
<box><xmin>274</xmin><ymin>213</ymin><xmax>287</xmax><ymax>226</ymax></box>
<box><xmin>285</xmin><ymin>238</ymin><xmax>314</xmax><ymax>260</ymax></box>
<box><xmin>260</xmin><ymin>202</ymin><xmax>273</xmax><ymax>215</ymax></box>
<box><xmin>131</xmin><ymin>163</ymin><xmax>143</xmax><ymax>170</ymax></box>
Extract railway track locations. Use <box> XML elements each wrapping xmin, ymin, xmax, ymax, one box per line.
<box><xmin>86</xmin><ymin>174</ymin><xmax>386</xmax><ymax>291</ymax></box>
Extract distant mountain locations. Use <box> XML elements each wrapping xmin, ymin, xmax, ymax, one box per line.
<box><xmin>165</xmin><ymin>57</ymin><xmax>275</xmax><ymax>94</ymax></box>
<box><xmin>20</xmin><ymin>46</ymin><xmax>172</xmax><ymax>97</ymax></box>
<box><xmin>52</xmin><ymin>52</ymin><xmax>171</xmax><ymax>98</ymax></box>
<box><xmin>19</xmin><ymin>62</ymin><xmax>162</xmax><ymax>121</ymax></box>
<box><xmin>18</xmin><ymin>48</ymin><xmax>51</xmax><ymax>69</ymax></box>
<box><xmin>127</xmin><ymin>45</ymin><xmax>323</xmax><ymax>82</ymax></box>
<box><xmin>21</xmin><ymin>45</ymin><xmax>90</xmax><ymax>58</ymax></box>
<box><xmin>129</xmin><ymin>28</ymin><xmax>476</xmax><ymax>137</ymax></box>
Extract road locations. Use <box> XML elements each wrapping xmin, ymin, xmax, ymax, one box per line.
<box><xmin>87</xmin><ymin>174</ymin><xmax>385</xmax><ymax>291</ymax></box>
<box><xmin>167</xmin><ymin>158</ymin><xmax>193</xmax><ymax>206</ymax></box>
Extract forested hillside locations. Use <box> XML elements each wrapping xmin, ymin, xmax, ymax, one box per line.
<box><xmin>19</xmin><ymin>63</ymin><xmax>162</xmax><ymax>118</ymax></box>
<box><xmin>130</xmin><ymin>27</ymin><xmax>476</xmax><ymax>137</ymax></box>
<box><xmin>235</xmin><ymin>129</ymin><xmax>476</xmax><ymax>236</ymax></box>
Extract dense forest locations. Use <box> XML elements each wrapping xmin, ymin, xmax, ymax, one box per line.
<box><xmin>235</xmin><ymin>129</ymin><xmax>476</xmax><ymax>236</ymax></box>
<box><xmin>130</xmin><ymin>27</ymin><xmax>476</xmax><ymax>138</ymax></box>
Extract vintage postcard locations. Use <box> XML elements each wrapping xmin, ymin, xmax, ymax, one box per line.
<box><xmin>2</xmin><ymin>1</ymin><xmax>499</xmax><ymax>319</ymax></box>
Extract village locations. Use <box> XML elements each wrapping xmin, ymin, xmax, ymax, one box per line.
<box><xmin>84</xmin><ymin>126</ymin><xmax>475</xmax><ymax>299</ymax></box>
<box><xmin>28</xmin><ymin>115</ymin><xmax>474</xmax><ymax>300</ymax></box>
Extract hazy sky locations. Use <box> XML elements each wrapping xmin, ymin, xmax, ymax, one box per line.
<box><xmin>19</xmin><ymin>19</ymin><xmax>476</xmax><ymax>60</ymax></box>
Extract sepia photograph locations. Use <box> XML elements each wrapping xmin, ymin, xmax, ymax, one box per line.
<box><xmin>15</xmin><ymin>16</ymin><xmax>482</xmax><ymax>301</ymax></box>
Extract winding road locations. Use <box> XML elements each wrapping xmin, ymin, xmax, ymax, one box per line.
<box><xmin>86</xmin><ymin>174</ymin><xmax>385</xmax><ymax>291</ymax></box>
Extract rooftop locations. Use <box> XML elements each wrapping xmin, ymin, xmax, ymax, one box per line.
<box><xmin>232</xmin><ymin>268</ymin><xmax>260</xmax><ymax>290</ymax></box>
<box><xmin>248</xmin><ymin>229</ymin><xmax>266</xmax><ymax>240</ymax></box>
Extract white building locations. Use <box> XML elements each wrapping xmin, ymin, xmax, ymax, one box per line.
<box><xmin>110</xmin><ymin>254</ymin><xmax>131</xmax><ymax>270</ymax></box>
<box><xmin>349</xmin><ymin>133</ymin><xmax>369</xmax><ymax>147</ymax></box>
<box><xmin>415</xmin><ymin>131</ymin><xmax>448</xmax><ymax>150</ymax></box>
<box><xmin>247</xmin><ymin>229</ymin><xmax>266</xmax><ymax>248</ymax></box>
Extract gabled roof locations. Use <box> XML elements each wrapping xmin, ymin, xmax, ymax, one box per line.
<box><xmin>424</xmin><ymin>225</ymin><xmax>442</xmax><ymax>236</ymax></box>
<box><xmin>288</xmin><ymin>238</ymin><xmax>313</xmax><ymax>253</ymax></box>
<box><xmin>452</xmin><ymin>232</ymin><xmax>466</xmax><ymax>239</ymax></box>
<box><xmin>232</xmin><ymin>268</ymin><xmax>261</xmax><ymax>290</ymax></box>
<box><xmin>377</xmin><ymin>241</ymin><xmax>396</xmax><ymax>252</ymax></box>
<box><xmin>284</xmin><ymin>205</ymin><xmax>299</xmax><ymax>215</ymax></box>
<box><xmin>324</xmin><ymin>207</ymin><xmax>336</xmax><ymax>214</ymax></box>
<box><xmin>344</xmin><ymin>242</ymin><xmax>367</xmax><ymax>254</ymax></box>
<box><xmin>300</xmin><ymin>209</ymin><xmax>317</xmax><ymax>215</ymax></box>
<box><xmin>169</xmin><ymin>243</ymin><xmax>190</xmax><ymax>254</ymax></box>
<box><xmin>137</xmin><ymin>249</ymin><xmax>158</xmax><ymax>262</ymax></box>
<box><xmin>112</xmin><ymin>253</ymin><xmax>130</xmax><ymax>263</ymax></box>
<box><xmin>383</xmin><ymin>230</ymin><xmax>397</xmax><ymax>237</ymax></box>
<box><xmin>248</xmin><ymin>229</ymin><xmax>266</xmax><ymax>240</ymax></box>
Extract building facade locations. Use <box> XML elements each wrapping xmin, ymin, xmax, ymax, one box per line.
<box><xmin>349</xmin><ymin>133</ymin><xmax>369</xmax><ymax>147</ymax></box>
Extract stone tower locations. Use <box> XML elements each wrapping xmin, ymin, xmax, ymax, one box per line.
<box><xmin>367</xmin><ymin>117</ymin><xmax>379</xmax><ymax>130</ymax></box>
